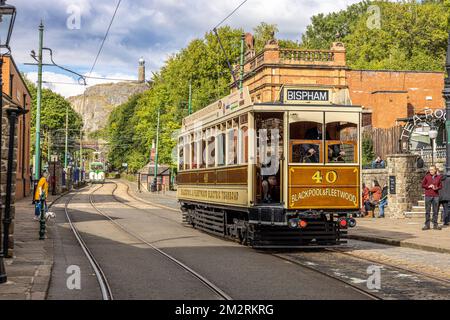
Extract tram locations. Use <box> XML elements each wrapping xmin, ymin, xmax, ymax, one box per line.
<box><xmin>177</xmin><ymin>86</ymin><xmax>361</xmax><ymax>248</ymax></box>
<box><xmin>89</xmin><ymin>161</ymin><xmax>105</xmax><ymax>183</ymax></box>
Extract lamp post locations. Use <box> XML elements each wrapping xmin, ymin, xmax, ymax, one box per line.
<box><xmin>153</xmin><ymin>108</ymin><xmax>161</xmax><ymax>192</ymax></box>
<box><xmin>444</xmin><ymin>29</ymin><xmax>450</xmax><ymax>177</ymax></box>
<box><xmin>429</xmin><ymin>128</ymin><xmax>439</xmax><ymax>166</ymax></box>
<box><xmin>0</xmin><ymin>0</ymin><xmax>16</xmax><ymax>285</ymax></box>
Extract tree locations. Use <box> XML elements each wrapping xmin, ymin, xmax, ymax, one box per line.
<box><xmin>106</xmin><ymin>26</ymin><xmax>244</xmax><ymax>170</ymax></box>
<box><xmin>302</xmin><ymin>1</ymin><xmax>450</xmax><ymax>71</ymax></box>
<box><xmin>26</xmin><ymin>79</ymin><xmax>83</xmax><ymax>163</ymax></box>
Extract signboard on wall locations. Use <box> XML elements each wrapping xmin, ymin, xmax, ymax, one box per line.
<box><xmin>389</xmin><ymin>176</ymin><xmax>396</xmax><ymax>195</ymax></box>
<box><xmin>283</xmin><ymin>87</ymin><xmax>332</xmax><ymax>105</ymax></box>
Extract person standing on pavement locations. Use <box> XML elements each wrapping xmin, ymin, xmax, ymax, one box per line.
<box><xmin>34</xmin><ymin>171</ymin><xmax>49</xmax><ymax>220</ymax></box>
<box><xmin>378</xmin><ymin>182</ymin><xmax>388</xmax><ymax>218</ymax></box>
<box><xmin>421</xmin><ymin>165</ymin><xmax>442</xmax><ymax>230</ymax></box>
<box><xmin>438</xmin><ymin>168</ymin><xmax>450</xmax><ymax>227</ymax></box>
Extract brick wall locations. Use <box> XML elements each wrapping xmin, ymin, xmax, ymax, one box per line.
<box><xmin>348</xmin><ymin>70</ymin><xmax>445</xmax><ymax>128</ymax></box>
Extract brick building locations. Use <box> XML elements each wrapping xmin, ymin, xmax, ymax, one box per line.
<box><xmin>1</xmin><ymin>54</ymin><xmax>32</xmax><ymax>255</ymax></box>
<box><xmin>1</xmin><ymin>55</ymin><xmax>32</xmax><ymax>200</ymax></box>
<box><xmin>234</xmin><ymin>36</ymin><xmax>444</xmax><ymax>129</ymax></box>
<box><xmin>348</xmin><ymin>70</ymin><xmax>444</xmax><ymax>128</ymax></box>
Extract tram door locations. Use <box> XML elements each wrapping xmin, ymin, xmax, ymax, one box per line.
<box><xmin>255</xmin><ymin>113</ymin><xmax>284</xmax><ymax>205</ymax></box>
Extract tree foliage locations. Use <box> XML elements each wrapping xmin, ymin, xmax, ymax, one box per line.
<box><xmin>302</xmin><ymin>0</ymin><xmax>450</xmax><ymax>71</ymax></box>
<box><xmin>26</xmin><ymin>79</ymin><xmax>83</xmax><ymax>163</ymax></box>
<box><xmin>106</xmin><ymin>26</ymin><xmax>245</xmax><ymax>172</ymax></box>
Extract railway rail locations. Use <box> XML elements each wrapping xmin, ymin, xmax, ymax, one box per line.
<box><xmin>112</xmin><ymin>179</ymin><xmax>450</xmax><ymax>299</ymax></box>
<box><xmin>87</xmin><ymin>183</ymin><xmax>232</xmax><ymax>300</ymax></box>
<box><xmin>108</xmin><ymin>180</ymin><xmax>384</xmax><ymax>300</ymax></box>
<box><xmin>63</xmin><ymin>187</ymin><xmax>114</xmax><ymax>300</ymax></box>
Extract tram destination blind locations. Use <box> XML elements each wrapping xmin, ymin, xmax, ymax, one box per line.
<box><xmin>285</xmin><ymin>89</ymin><xmax>329</xmax><ymax>103</ymax></box>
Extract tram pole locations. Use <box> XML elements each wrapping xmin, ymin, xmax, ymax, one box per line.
<box><xmin>64</xmin><ymin>104</ymin><xmax>68</xmax><ymax>170</ymax></box>
<box><xmin>34</xmin><ymin>22</ymin><xmax>44</xmax><ymax>183</ymax></box>
<box><xmin>445</xmin><ymin>29</ymin><xmax>450</xmax><ymax>177</ymax></box>
<box><xmin>153</xmin><ymin>108</ymin><xmax>161</xmax><ymax>192</ymax></box>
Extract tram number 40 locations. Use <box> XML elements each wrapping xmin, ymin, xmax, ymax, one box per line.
<box><xmin>312</xmin><ymin>170</ymin><xmax>338</xmax><ymax>184</ymax></box>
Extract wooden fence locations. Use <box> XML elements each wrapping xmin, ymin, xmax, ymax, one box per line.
<box><xmin>362</xmin><ymin>126</ymin><xmax>403</xmax><ymax>160</ymax></box>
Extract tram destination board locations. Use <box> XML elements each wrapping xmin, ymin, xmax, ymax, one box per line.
<box><xmin>283</xmin><ymin>88</ymin><xmax>331</xmax><ymax>104</ymax></box>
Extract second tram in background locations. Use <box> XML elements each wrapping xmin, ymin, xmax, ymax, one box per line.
<box><xmin>88</xmin><ymin>152</ymin><xmax>106</xmax><ymax>183</ymax></box>
<box><xmin>177</xmin><ymin>85</ymin><xmax>361</xmax><ymax>248</ymax></box>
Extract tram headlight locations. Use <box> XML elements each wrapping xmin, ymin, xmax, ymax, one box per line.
<box><xmin>348</xmin><ymin>218</ymin><xmax>357</xmax><ymax>228</ymax></box>
<box><xmin>289</xmin><ymin>219</ymin><xmax>299</xmax><ymax>229</ymax></box>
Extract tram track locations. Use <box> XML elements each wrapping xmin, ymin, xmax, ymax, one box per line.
<box><xmin>63</xmin><ymin>185</ymin><xmax>114</xmax><ymax>300</ymax></box>
<box><xmin>272</xmin><ymin>252</ymin><xmax>381</xmax><ymax>300</ymax></box>
<box><xmin>88</xmin><ymin>182</ymin><xmax>232</xmax><ymax>301</ymax></box>
<box><xmin>116</xmin><ymin>180</ymin><xmax>450</xmax><ymax>300</ymax></box>
<box><xmin>327</xmin><ymin>247</ymin><xmax>450</xmax><ymax>286</ymax></box>
<box><xmin>107</xmin><ymin>180</ymin><xmax>383</xmax><ymax>300</ymax></box>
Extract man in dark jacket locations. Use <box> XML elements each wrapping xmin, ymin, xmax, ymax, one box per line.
<box><xmin>439</xmin><ymin>172</ymin><xmax>450</xmax><ymax>227</ymax></box>
<box><xmin>422</xmin><ymin>165</ymin><xmax>443</xmax><ymax>230</ymax></box>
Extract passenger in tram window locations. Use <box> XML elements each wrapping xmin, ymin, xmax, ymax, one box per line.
<box><xmin>304</xmin><ymin>147</ymin><xmax>319</xmax><ymax>163</ymax></box>
<box><xmin>262</xmin><ymin>175</ymin><xmax>280</xmax><ymax>203</ymax></box>
<box><xmin>328</xmin><ymin>145</ymin><xmax>346</xmax><ymax>162</ymax></box>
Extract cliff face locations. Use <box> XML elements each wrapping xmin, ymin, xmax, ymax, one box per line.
<box><xmin>68</xmin><ymin>81</ymin><xmax>149</xmax><ymax>133</ymax></box>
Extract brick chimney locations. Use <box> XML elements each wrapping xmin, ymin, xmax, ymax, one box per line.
<box><xmin>138</xmin><ymin>57</ymin><xmax>145</xmax><ymax>83</ymax></box>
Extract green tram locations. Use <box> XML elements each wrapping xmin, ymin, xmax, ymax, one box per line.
<box><xmin>89</xmin><ymin>162</ymin><xmax>105</xmax><ymax>183</ymax></box>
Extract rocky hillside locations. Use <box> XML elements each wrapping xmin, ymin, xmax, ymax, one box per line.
<box><xmin>68</xmin><ymin>81</ymin><xmax>149</xmax><ymax>134</ymax></box>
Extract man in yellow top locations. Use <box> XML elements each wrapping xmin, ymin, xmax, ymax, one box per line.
<box><xmin>34</xmin><ymin>171</ymin><xmax>49</xmax><ymax>220</ymax></box>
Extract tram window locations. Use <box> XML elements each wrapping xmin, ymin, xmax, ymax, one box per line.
<box><xmin>200</xmin><ymin>133</ymin><xmax>206</xmax><ymax>169</ymax></box>
<box><xmin>191</xmin><ymin>134</ymin><xmax>198</xmax><ymax>169</ymax></box>
<box><xmin>227</xmin><ymin>128</ymin><xmax>238</xmax><ymax>165</ymax></box>
<box><xmin>239</xmin><ymin>126</ymin><xmax>248</xmax><ymax>164</ymax></box>
<box><xmin>289</xmin><ymin>120</ymin><xmax>323</xmax><ymax>164</ymax></box>
<box><xmin>207</xmin><ymin>129</ymin><xmax>215</xmax><ymax>167</ymax></box>
<box><xmin>185</xmin><ymin>139</ymin><xmax>191</xmax><ymax>170</ymax></box>
<box><xmin>178</xmin><ymin>137</ymin><xmax>184</xmax><ymax>171</ymax></box>
<box><xmin>217</xmin><ymin>132</ymin><xmax>225</xmax><ymax>167</ymax></box>
<box><xmin>325</xmin><ymin>121</ymin><xmax>358</xmax><ymax>163</ymax></box>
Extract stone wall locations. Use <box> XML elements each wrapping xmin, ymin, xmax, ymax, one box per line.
<box><xmin>1</xmin><ymin>107</ymin><xmax>19</xmax><ymax>256</ymax></box>
<box><xmin>362</xmin><ymin>168</ymin><xmax>388</xmax><ymax>188</ymax></box>
<box><xmin>385</xmin><ymin>154</ymin><xmax>426</xmax><ymax>219</ymax></box>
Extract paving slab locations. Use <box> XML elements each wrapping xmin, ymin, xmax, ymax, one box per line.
<box><xmin>350</xmin><ymin>217</ymin><xmax>450</xmax><ymax>254</ymax></box>
<box><xmin>0</xmin><ymin>194</ymin><xmax>62</xmax><ymax>300</ymax></box>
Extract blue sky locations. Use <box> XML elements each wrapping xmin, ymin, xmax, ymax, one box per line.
<box><xmin>10</xmin><ymin>0</ymin><xmax>361</xmax><ymax>97</ymax></box>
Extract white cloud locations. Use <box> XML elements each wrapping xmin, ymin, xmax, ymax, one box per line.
<box><xmin>25</xmin><ymin>71</ymin><xmax>136</xmax><ymax>98</ymax></box>
<box><xmin>14</xmin><ymin>0</ymin><xmax>362</xmax><ymax>83</ymax></box>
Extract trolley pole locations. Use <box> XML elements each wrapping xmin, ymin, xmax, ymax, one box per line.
<box><xmin>34</xmin><ymin>22</ymin><xmax>44</xmax><ymax>182</ymax></box>
<box><xmin>445</xmin><ymin>29</ymin><xmax>450</xmax><ymax>177</ymax></box>
<box><xmin>239</xmin><ymin>33</ymin><xmax>245</xmax><ymax>92</ymax></box>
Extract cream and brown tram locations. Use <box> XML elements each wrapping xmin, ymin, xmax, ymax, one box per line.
<box><xmin>177</xmin><ymin>86</ymin><xmax>361</xmax><ymax>248</ymax></box>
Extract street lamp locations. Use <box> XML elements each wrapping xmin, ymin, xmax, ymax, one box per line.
<box><xmin>445</xmin><ymin>29</ymin><xmax>450</xmax><ymax>177</ymax></box>
<box><xmin>429</xmin><ymin>127</ymin><xmax>439</xmax><ymax>166</ymax></box>
<box><xmin>0</xmin><ymin>0</ymin><xmax>16</xmax><ymax>285</ymax></box>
